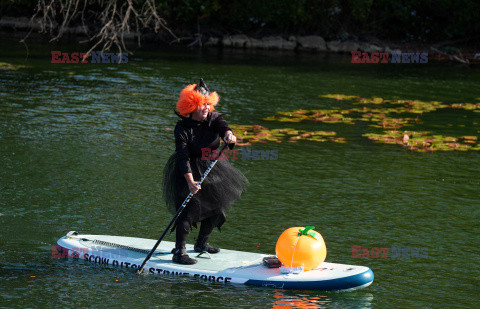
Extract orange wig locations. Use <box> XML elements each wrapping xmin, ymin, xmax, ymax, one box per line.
<box><xmin>176</xmin><ymin>84</ymin><xmax>219</xmax><ymax>117</ymax></box>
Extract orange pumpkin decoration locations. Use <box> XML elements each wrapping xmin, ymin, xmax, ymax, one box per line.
<box><xmin>275</xmin><ymin>226</ymin><xmax>327</xmax><ymax>271</ymax></box>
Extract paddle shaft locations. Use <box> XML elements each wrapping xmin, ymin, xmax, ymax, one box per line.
<box><xmin>137</xmin><ymin>142</ymin><xmax>231</xmax><ymax>274</ymax></box>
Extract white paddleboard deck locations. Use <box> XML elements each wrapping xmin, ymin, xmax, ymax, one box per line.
<box><xmin>57</xmin><ymin>231</ymin><xmax>374</xmax><ymax>291</ymax></box>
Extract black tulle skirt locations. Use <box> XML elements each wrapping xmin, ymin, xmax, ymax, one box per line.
<box><xmin>162</xmin><ymin>153</ymin><xmax>248</xmax><ymax>230</ymax></box>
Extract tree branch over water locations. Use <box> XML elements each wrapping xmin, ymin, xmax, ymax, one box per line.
<box><xmin>23</xmin><ymin>0</ymin><xmax>177</xmax><ymax>54</ymax></box>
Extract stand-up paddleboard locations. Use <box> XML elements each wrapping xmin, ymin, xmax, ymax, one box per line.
<box><xmin>57</xmin><ymin>231</ymin><xmax>374</xmax><ymax>291</ymax></box>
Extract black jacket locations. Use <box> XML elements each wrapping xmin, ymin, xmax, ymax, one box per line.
<box><xmin>174</xmin><ymin>111</ymin><xmax>231</xmax><ymax>175</ymax></box>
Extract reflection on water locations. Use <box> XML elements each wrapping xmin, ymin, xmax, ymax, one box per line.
<box><xmin>272</xmin><ymin>290</ymin><xmax>374</xmax><ymax>308</ymax></box>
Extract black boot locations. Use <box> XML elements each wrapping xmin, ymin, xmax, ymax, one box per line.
<box><xmin>172</xmin><ymin>248</ymin><xmax>197</xmax><ymax>265</ymax></box>
<box><xmin>194</xmin><ymin>234</ymin><xmax>220</xmax><ymax>254</ymax></box>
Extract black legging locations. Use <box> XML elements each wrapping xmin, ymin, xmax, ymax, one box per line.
<box><xmin>175</xmin><ymin>218</ymin><xmax>214</xmax><ymax>249</ymax></box>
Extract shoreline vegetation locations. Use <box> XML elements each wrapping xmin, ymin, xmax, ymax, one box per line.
<box><xmin>1</xmin><ymin>0</ymin><xmax>479</xmax><ymax>64</ymax></box>
<box><xmin>1</xmin><ymin>16</ymin><xmax>478</xmax><ymax>65</ymax></box>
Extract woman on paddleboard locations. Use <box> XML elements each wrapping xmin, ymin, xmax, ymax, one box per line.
<box><xmin>163</xmin><ymin>79</ymin><xmax>248</xmax><ymax>265</ymax></box>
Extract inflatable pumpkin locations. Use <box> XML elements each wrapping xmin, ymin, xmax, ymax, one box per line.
<box><xmin>275</xmin><ymin>226</ymin><xmax>327</xmax><ymax>271</ymax></box>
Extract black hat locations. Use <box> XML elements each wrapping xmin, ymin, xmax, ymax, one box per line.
<box><xmin>194</xmin><ymin>78</ymin><xmax>211</xmax><ymax>96</ymax></box>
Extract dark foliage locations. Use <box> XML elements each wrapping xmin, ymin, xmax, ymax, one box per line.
<box><xmin>1</xmin><ymin>0</ymin><xmax>478</xmax><ymax>43</ymax></box>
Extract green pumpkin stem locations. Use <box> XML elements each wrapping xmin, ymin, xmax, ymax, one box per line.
<box><xmin>298</xmin><ymin>226</ymin><xmax>319</xmax><ymax>240</ymax></box>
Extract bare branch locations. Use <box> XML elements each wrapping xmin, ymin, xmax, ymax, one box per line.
<box><xmin>24</xmin><ymin>0</ymin><xmax>177</xmax><ymax>54</ymax></box>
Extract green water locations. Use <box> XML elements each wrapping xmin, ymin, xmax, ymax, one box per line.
<box><xmin>1</xmin><ymin>38</ymin><xmax>479</xmax><ymax>308</ymax></box>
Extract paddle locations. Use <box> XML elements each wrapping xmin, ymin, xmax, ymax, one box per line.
<box><xmin>137</xmin><ymin>142</ymin><xmax>233</xmax><ymax>274</ymax></box>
